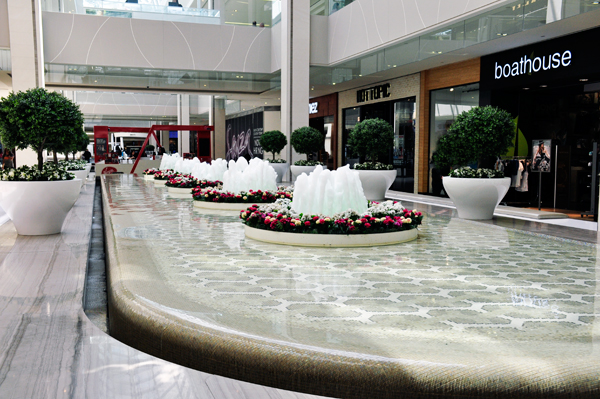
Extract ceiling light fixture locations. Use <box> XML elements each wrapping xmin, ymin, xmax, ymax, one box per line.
<box><xmin>580</xmin><ymin>78</ymin><xmax>589</xmax><ymax>82</ymax></box>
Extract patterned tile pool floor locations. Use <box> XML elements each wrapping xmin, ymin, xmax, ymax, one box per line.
<box><xmin>106</xmin><ymin>175</ymin><xmax>600</xmax><ymax>379</ymax></box>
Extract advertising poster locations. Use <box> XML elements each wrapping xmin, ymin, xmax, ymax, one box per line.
<box><xmin>531</xmin><ymin>139</ymin><xmax>551</xmax><ymax>172</ymax></box>
<box><xmin>225</xmin><ymin>112</ymin><xmax>264</xmax><ymax>161</ymax></box>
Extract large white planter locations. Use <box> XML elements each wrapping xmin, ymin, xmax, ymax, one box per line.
<box><xmin>70</xmin><ymin>170</ymin><xmax>87</xmax><ymax>188</ymax></box>
<box><xmin>167</xmin><ymin>187</ymin><xmax>193</xmax><ymax>198</ymax></box>
<box><xmin>244</xmin><ymin>225</ymin><xmax>417</xmax><ymax>247</ymax></box>
<box><xmin>356</xmin><ymin>169</ymin><xmax>397</xmax><ymax>201</ymax></box>
<box><xmin>144</xmin><ymin>174</ymin><xmax>155</xmax><ymax>181</ymax></box>
<box><xmin>84</xmin><ymin>164</ymin><xmax>92</xmax><ymax>177</ymax></box>
<box><xmin>193</xmin><ymin>200</ymin><xmax>248</xmax><ymax>212</ymax></box>
<box><xmin>154</xmin><ymin>179</ymin><xmax>168</xmax><ymax>186</ymax></box>
<box><xmin>290</xmin><ymin>165</ymin><xmax>327</xmax><ymax>182</ymax></box>
<box><xmin>269</xmin><ymin>162</ymin><xmax>289</xmax><ymax>183</ymax></box>
<box><xmin>442</xmin><ymin>176</ymin><xmax>511</xmax><ymax>220</ymax></box>
<box><xmin>0</xmin><ymin>179</ymin><xmax>81</xmax><ymax>235</ymax></box>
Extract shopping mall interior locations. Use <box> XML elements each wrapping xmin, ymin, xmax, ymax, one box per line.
<box><xmin>1</xmin><ymin>0</ymin><xmax>600</xmax><ymax>397</ymax></box>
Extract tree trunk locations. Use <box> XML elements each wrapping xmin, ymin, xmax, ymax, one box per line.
<box><xmin>37</xmin><ymin>150</ymin><xmax>43</xmax><ymax>171</ymax></box>
<box><xmin>53</xmin><ymin>152</ymin><xmax>58</xmax><ymax>164</ymax></box>
<box><xmin>65</xmin><ymin>153</ymin><xmax>69</xmax><ymax>161</ymax></box>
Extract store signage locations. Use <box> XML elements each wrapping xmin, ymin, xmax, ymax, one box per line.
<box><xmin>309</xmin><ymin>102</ymin><xmax>319</xmax><ymax>114</ymax></box>
<box><xmin>357</xmin><ymin>83</ymin><xmax>391</xmax><ymax>103</ymax></box>
<box><xmin>494</xmin><ymin>50</ymin><xmax>572</xmax><ymax>80</ymax></box>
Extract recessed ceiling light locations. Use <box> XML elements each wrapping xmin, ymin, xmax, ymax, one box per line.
<box><xmin>332</xmin><ymin>83</ymin><xmax>336</xmax><ymax>85</ymax></box>
<box><xmin>449</xmin><ymin>88</ymin><xmax>454</xmax><ymax>92</ymax></box>
<box><xmin>580</xmin><ymin>78</ymin><xmax>589</xmax><ymax>82</ymax></box>
<box><xmin>523</xmin><ymin>87</ymin><xmax>530</xmax><ymax>90</ymax></box>
<box><xmin>540</xmin><ymin>85</ymin><xmax>547</xmax><ymax>88</ymax></box>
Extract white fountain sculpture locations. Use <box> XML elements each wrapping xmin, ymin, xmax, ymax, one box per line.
<box><xmin>159</xmin><ymin>153</ymin><xmax>180</xmax><ymax>170</ymax></box>
<box><xmin>222</xmin><ymin>158</ymin><xmax>277</xmax><ymax>194</ymax></box>
<box><xmin>191</xmin><ymin>158</ymin><xmax>228</xmax><ymax>181</ymax></box>
<box><xmin>291</xmin><ymin>165</ymin><xmax>368</xmax><ymax>216</ymax></box>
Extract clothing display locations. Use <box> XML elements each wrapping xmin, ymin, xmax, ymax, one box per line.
<box><xmin>497</xmin><ymin>158</ymin><xmax>530</xmax><ymax>192</ymax></box>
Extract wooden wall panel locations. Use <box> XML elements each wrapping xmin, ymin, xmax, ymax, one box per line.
<box><xmin>417</xmin><ymin>58</ymin><xmax>480</xmax><ymax>193</ymax></box>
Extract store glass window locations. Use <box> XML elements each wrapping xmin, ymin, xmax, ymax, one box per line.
<box><xmin>428</xmin><ymin>83</ymin><xmax>479</xmax><ymax>194</ymax></box>
<box><xmin>391</xmin><ymin>99</ymin><xmax>416</xmax><ymax>192</ymax></box>
<box><xmin>342</xmin><ymin>107</ymin><xmax>360</xmax><ymax>166</ymax></box>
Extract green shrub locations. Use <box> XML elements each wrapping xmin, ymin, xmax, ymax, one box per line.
<box><xmin>0</xmin><ymin>88</ymin><xmax>84</xmax><ymax>170</ymax></box>
<box><xmin>259</xmin><ymin>130</ymin><xmax>287</xmax><ymax>161</ymax></box>
<box><xmin>146</xmin><ymin>144</ymin><xmax>155</xmax><ymax>152</ymax></box>
<box><xmin>290</xmin><ymin>126</ymin><xmax>324</xmax><ymax>161</ymax></box>
<box><xmin>431</xmin><ymin>106</ymin><xmax>515</xmax><ymax>170</ymax></box>
<box><xmin>347</xmin><ymin>118</ymin><xmax>393</xmax><ymax>164</ymax></box>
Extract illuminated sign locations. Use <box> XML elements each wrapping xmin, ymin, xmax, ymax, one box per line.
<box><xmin>494</xmin><ymin>50</ymin><xmax>572</xmax><ymax>80</ymax></box>
<box><xmin>309</xmin><ymin>102</ymin><xmax>319</xmax><ymax>114</ymax></box>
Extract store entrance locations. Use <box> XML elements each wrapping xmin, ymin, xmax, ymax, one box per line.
<box><xmin>492</xmin><ymin>84</ymin><xmax>600</xmax><ymax>217</ymax></box>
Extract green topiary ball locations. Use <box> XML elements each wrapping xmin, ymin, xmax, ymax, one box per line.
<box><xmin>259</xmin><ymin>130</ymin><xmax>287</xmax><ymax>160</ymax></box>
<box><xmin>347</xmin><ymin>118</ymin><xmax>393</xmax><ymax>163</ymax></box>
<box><xmin>432</xmin><ymin>106</ymin><xmax>515</xmax><ymax>170</ymax></box>
<box><xmin>291</xmin><ymin>126</ymin><xmax>324</xmax><ymax>160</ymax></box>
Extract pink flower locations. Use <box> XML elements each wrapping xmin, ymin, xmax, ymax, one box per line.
<box><xmin>304</xmin><ymin>221</ymin><xmax>311</xmax><ymax>226</ymax></box>
<box><xmin>365</xmin><ymin>223</ymin><xmax>371</xmax><ymax>228</ymax></box>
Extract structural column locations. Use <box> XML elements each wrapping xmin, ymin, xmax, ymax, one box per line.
<box><xmin>280</xmin><ymin>0</ymin><xmax>310</xmax><ymax>164</ymax></box>
<box><xmin>211</xmin><ymin>97</ymin><xmax>226</xmax><ymax>160</ymax></box>
<box><xmin>177</xmin><ymin>94</ymin><xmax>190</xmax><ymax>154</ymax></box>
<box><xmin>7</xmin><ymin>0</ymin><xmax>45</xmax><ymax>166</ymax></box>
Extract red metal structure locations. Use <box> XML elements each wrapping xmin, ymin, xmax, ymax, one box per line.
<box><xmin>93</xmin><ymin>125</ymin><xmax>214</xmax><ymax>174</ymax></box>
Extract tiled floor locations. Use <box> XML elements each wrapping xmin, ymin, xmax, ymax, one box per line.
<box><xmin>102</xmin><ymin>175</ymin><xmax>600</xmax><ymax>398</ymax></box>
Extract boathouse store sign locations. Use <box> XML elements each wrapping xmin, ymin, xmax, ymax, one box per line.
<box><xmin>494</xmin><ymin>50</ymin><xmax>571</xmax><ymax>80</ymax></box>
<box><xmin>481</xmin><ymin>27</ymin><xmax>600</xmax><ymax>90</ymax></box>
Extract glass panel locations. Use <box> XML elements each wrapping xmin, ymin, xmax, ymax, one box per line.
<box><xmin>390</xmin><ymin>98</ymin><xmax>416</xmax><ymax>193</ymax></box>
<box><xmin>464</xmin><ymin>1</ymin><xmax>526</xmax><ymax>45</ymax></box>
<box><xmin>342</xmin><ymin>107</ymin><xmax>360</xmax><ymax>166</ymax></box>
<box><xmin>383</xmin><ymin>38</ymin><xmax>420</xmax><ymax>69</ymax></box>
<box><xmin>419</xmin><ymin>22</ymin><xmax>465</xmax><ymax>60</ymax></box>
<box><xmin>523</xmin><ymin>0</ymin><xmax>549</xmax><ymax>30</ymax></box>
<box><xmin>563</xmin><ymin>0</ymin><xmax>600</xmax><ymax>18</ymax></box>
<box><xmin>428</xmin><ymin>83</ymin><xmax>480</xmax><ymax>194</ymax></box>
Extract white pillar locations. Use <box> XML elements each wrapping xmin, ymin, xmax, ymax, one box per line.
<box><xmin>7</xmin><ymin>0</ymin><xmax>45</xmax><ymax>167</ymax></box>
<box><xmin>281</xmin><ymin>0</ymin><xmax>310</xmax><ymax>165</ymax></box>
<box><xmin>213</xmin><ymin>97</ymin><xmax>226</xmax><ymax>159</ymax></box>
<box><xmin>177</xmin><ymin>94</ymin><xmax>190</xmax><ymax>154</ymax></box>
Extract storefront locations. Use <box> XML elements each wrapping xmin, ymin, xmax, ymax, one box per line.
<box><xmin>420</xmin><ymin>58</ymin><xmax>481</xmax><ymax>195</ymax></box>
<box><xmin>338</xmin><ymin>74</ymin><xmax>420</xmax><ymax>193</ymax></box>
<box><xmin>308</xmin><ymin>93</ymin><xmax>338</xmax><ymax>170</ymax></box>
<box><xmin>480</xmin><ymin>27</ymin><xmax>600</xmax><ymax>217</ymax></box>
<box><xmin>225</xmin><ymin>107</ymin><xmax>281</xmax><ymax>161</ymax></box>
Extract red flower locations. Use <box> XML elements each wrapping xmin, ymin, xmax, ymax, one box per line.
<box><xmin>304</xmin><ymin>221</ymin><xmax>311</xmax><ymax>226</ymax></box>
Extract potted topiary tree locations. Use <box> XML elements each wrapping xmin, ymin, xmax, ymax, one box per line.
<box><xmin>290</xmin><ymin>126</ymin><xmax>325</xmax><ymax>181</ymax></box>
<box><xmin>0</xmin><ymin>88</ymin><xmax>83</xmax><ymax>235</ymax></box>
<box><xmin>347</xmin><ymin>118</ymin><xmax>396</xmax><ymax>201</ymax></box>
<box><xmin>259</xmin><ymin>130</ymin><xmax>288</xmax><ymax>183</ymax></box>
<box><xmin>431</xmin><ymin>105</ymin><xmax>515</xmax><ymax>220</ymax></box>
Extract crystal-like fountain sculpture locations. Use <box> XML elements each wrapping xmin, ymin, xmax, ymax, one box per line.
<box><xmin>292</xmin><ymin>165</ymin><xmax>368</xmax><ymax>216</ymax></box>
<box><xmin>222</xmin><ymin>158</ymin><xmax>277</xmax><ymax>194</ymax></box>
<box><xmin>191</xmin><ymin>159</ymin><xmax>228</xmax><ymax>181</ymax></box>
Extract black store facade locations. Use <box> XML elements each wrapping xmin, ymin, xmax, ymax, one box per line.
<box><xmin>481</xmin><ymin>27</ymin><xmax>600</xmax><ymax>217</ymax></box>
<box><xmin>339</xmin><ymin>74</ymin><xmax>419</xmax><ymax>193</ymax></box>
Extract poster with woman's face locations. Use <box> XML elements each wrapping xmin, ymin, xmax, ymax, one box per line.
<box><xmin>531</xmin><ymin>139</ymin><xmax>552</xmax><ymax>172</ymax></box>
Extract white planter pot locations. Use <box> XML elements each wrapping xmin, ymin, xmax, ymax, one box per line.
<box><xmin>154</xmin><ymin>179</ymin><xmax>168</xmax><ymax>186</ymax></box>
<box><xmin>356</xmin><ymin>169</ymin><xmax>397</xmax><ymax>201</ymax></box>
<box><xmin>244</xmin><ymin>225</ymin><xmax>417</xmax><ymax>247</ymax></box>
<box><xmin>0</xmin><ymin>179</ymin><xmax>81</xmax><ymax>235</ymax></box>
<box><xmin>290</xmin><ymin>165</ymin><xmax>327</xmax><ymax>182</ymax></box>
<box><xmin>144</xmin><ymin>174</ymin><xmax>155</xmax><ymax>181</ymax></box>
<box><xmin>84</xmin><ymin>164</ymin><xmax>92</xmax><ymax>177</ymax></box>
<box><xmin>193</xmin><ymin>200</ymin><xmax>248</xmax><ymax>212</ymax></box>
<box><xmin>70</xmin><ymin>170</ymin><xmax>87</xmax><ymax>188</ymax></box>
<box><xmin>442</xmin><ymin>176</ymin><xmax>511</xmax><ymax>220</ymax></box>
<box><xmin>269</xmin><ymin>162</ymin><xmax>289</xmax><ymax>183</ymax></box>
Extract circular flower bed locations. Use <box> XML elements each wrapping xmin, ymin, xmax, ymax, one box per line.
<box><xmin>241</xmin><ymin>199</ymin><xmax>422</xmax><ymax>235</ymax></box>
<box><xmin>60</xmin><ymin>160</ymin><xmax>87</xmax><ymax>171</ymax></box>
<box><xmin>0</xmin><ymin>164</ymin><xmax>75</xmax><ymax>181</ymax></box>
<box><xmin>193</xmin><ymin>187</ymin><xmax>293</xmax><ymax>203</ymax></box>
<box><xmin>143</xmin><ymin>168</ymin><xmax>159</xmax><ymax>175</ymax></box>
<box><xmin>153</xmin><ymin>170</ymin><xmax>178</xmax><ymax>180</ymax></box>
